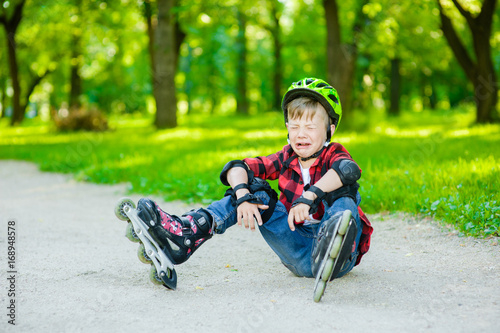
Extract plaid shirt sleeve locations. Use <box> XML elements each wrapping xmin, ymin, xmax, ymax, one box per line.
<box><xmin>242</xmin><ymin>148</ymin><xmax>285</xmax><ymax>181</ymax></box>
<box><xmin>325</xmin><ymin>143</ymin><xmax>357</xmax><ymax>169</ymax></box>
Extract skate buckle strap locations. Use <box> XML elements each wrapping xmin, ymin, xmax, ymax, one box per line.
<box><xmin>291</xmin><ymin>185</ymin><xmax>326</xmax><ymax>215</ymax></box>
<box><xmin>235</xmin><ymin>193</ymin><xmax>264</xmax><ymax>207</ymax></box>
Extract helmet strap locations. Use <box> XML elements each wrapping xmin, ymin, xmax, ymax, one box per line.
<box><xmin>300</xmin><ymin>141</ymin><xmax>329</xmax><ymax>161</ymax></box>
<box><xmin>300</xmin><ymin>146</ymin><xmax>326</xmax><ymax>162</ymax></box>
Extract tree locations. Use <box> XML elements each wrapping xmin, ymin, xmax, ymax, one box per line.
<box><xmin>0</xmin><ymin>0</ymin><xmax>25</xmax><ymax>125</ymax></box>
<box><xmin>323</xmin><ymin>0</ymin><xmax>369</xmax><ymax>116</ymax></box>
<box><xmin>235</xmin><ymin>7</ymin><xmax>249</xmax><ymax>115</ymax></box>
<box><xmin>437</xmin><ymin>0</ymin><xmax>498</xmax><ymax>123</ymax></box>
<box><xmin>0</xmin><ymin>0</ymin><xmax>51</xmax><ymax>125</ymax></box>
<box><xmin>154</xmin><ymin>0</ymin><xmax>179</xmax><ymax>128</ymax></box>
<box><xmin>69</xmin><ymin>0</ymin><xmax>83</xmax><ymax>110</ymax></box>
<box><xmin>0</xmin><ymin>26</ymin><xmax>6</xmax><ymax>117</ymax></box>
<box><xmin>144</xmin><ymin>0</ymin><xmax>185</xmax><ymax>128</ymax></box>
<box><xmin>260</xmin><ymin>0</ymin><xmax>283</xmax><ymax>111</ymax></box>
<box><xmin>389</xmin><ymin>57</ymin><xmax>401</xmax><ymax>115</ymax></box>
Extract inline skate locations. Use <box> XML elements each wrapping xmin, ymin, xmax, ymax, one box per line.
<box><xmin>114</xmin><ymin>198</ymin><xmax>213</xmax><ymax>290</ymax></box>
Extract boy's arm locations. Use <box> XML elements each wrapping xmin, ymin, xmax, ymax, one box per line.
<box><xmin>227</xmin><ymin>166</ymin><xmax>269</xmax><ymax>231</ymax></box>
<box><xmin>243</xmin><ymin>149</ymin><xmax>284</xmax><ymax>181</ymax></box>
<box><xmin>288</xmin><ymin>159</ymin><xmax>361</xmax><ymax>230</ymax></box>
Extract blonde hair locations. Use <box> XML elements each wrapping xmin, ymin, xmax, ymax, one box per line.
<box><xmin>287</xmin><ymin>97</ymin><xmax>330</xmax><ymax>127</ymax></box>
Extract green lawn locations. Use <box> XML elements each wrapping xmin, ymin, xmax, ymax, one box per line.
<box><xmin>1</xmin><ymin>108</ymin><xmax>498</xmax><ymax>237</ymax></box>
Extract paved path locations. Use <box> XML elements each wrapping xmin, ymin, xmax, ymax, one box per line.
<box><xmin>0</xmin><ymin>160</ymin><xmax>499</xmax><ymax>332</ymax></box>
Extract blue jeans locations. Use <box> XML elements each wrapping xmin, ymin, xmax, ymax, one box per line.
<box><xmin>206</xmin><ymin>190</ymin><xmax>363</xmax><ymax>278</ymax></box>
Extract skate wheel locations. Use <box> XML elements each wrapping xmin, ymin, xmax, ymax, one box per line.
<box><xmin>115</xmin><ymin>197</ymin><xmax>136</xmax><ymax>221</ymax></box>
<box><xmin>329</xmin><ymin>235</ymin><xmax>343</xmax><ymax>259</ymax></box>
<box><xmin>160</xmin><ymin>268</ymin><xmax>177</xmax><ymax>290</ymax></box>
<box><xmin>125</xmin><ymin>223</ymin><xmax>140</xmax><ymax>243</ymax></box>
<box><xmin>337</xmin><ymin>211</ymin><xmax>351</xmax><ymax>236</ymax></box>
<box><xmin>321</xmin><ymin>258</ymin><xmax>334</xmax><ymax>282</ymax></box>
<box><xmin>313</xmin><ymin>280</ymin><xmax>326</xmax><ymax>303</ymax></box>
<box><xmin>137</xmin><ymin>243</ymin><xmax>152</xmax><ymax>264</ymax></box>
<box><xmin>150</xmin><ymin>265</ymin><xmax>177</xmax><ymax>290</ymax></box>
<box><xmin>149</xmin><ymin>265</ymin><xmax>164</xmax><ymax>286</ymax></box>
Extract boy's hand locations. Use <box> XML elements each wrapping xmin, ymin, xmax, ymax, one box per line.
<box><xmin>237</xmin><ymin>201</ymin><xmax>269</xmax><ymax>231</ymax></box>
<box><xmin>288</xmin><ymin>204</ymin><xmax>310</xmax><ymax>231</ymax></box>
<box><xmin>288</xmin><ymin>191</ymin><xmax>317</xmax><ymax>231</ymax></box>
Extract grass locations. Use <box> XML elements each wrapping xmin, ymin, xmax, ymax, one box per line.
<box><xmin>0</xmin><ymin>108</ymin><xmax>498</xmax><ymax>237</ymax></box>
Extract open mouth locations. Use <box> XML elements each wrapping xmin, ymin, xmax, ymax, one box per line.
<box><xmin>296</xmin><ymin>142</ymin><xmax>311</xmax><ymax>148</ymax></box>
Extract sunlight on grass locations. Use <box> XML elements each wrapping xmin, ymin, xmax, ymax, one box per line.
<box><xmin>155</xmin><ymin>128</ymin><xmax>206</xmax><ymax>141</ymax></box>
<box><xmin>242</xmin><ymin>129</ymin><xmax>286</xmax><ymax>140</ymax></box>
<box><xmin>447</xmin><ymin>124</ymin><xmax>500</xmax><ymax>138</ymax></box>
<box><xmin>374</xmin><ymin>127</ymin><xmax>435</xmax><ymax>137</ymax></box>
<box><xmin>0</xmin><ymin>123</ymin><xmax>50</xmax><ymax>138</ymax></box>
<box><xmin>107</xmin><ymin>155</ymin><xmax>154</xmax><ymax>169</ymax></box>
<box><xmin>109</xmin><ymin>117</ymin><xmax>153</xmax><ymax>129</ymax></box>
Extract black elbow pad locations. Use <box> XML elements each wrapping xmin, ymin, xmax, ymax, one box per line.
<box><xmin>331</xmin><ymin>159</ymin><xmax>361</xmax><ymax>185</ymax></box>
<box><xmin>220</xmin><ymin>160</ymin><xmax>252</xmax><ymax>186</ymax></box>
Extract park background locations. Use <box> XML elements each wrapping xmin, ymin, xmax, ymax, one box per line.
<box><xmin>0</xmin><ymin>0</ymin><xmax>499</xmax><ymax>237</ymax></box>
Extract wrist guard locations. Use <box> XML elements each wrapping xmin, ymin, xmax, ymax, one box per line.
<box><xmin>224</xmin><ymin>177</ymin><xmax>278</xmax><ymax>224</ymax></box>
<box><xmin>291</xmin><ymin>185</ymin><xmax>326</xmax><ymax>215</ymax></box>
<box><xmin>235</xmin><ymin>193</ymin><xmax>264</xmax><ymax>207</ymax></box>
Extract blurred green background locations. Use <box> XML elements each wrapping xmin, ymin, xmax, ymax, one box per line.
<box><xmin>0</xmin><ymin>0</ymin><xmax>499</xmax><ymax>236</ymax></box>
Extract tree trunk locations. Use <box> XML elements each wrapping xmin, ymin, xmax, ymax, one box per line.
<box><xmin>69</xmin><ymin>34</ymin><xmax>82</xmax><ymax>109</ymax></box>
<box><xmin>0</xmin><ymin>1</ymin><xmax>34</xmax><ymax>126</ymax></box>
<box><xmin>473</xmin><ymin>30</ymin><xmax>497</xmax><ymax>122</ymax></box>
<box><xmin>182</xmin><ymin>44</ymin><xmax>193</xmax><ymax>114</ymax></box>
<box><xmin>154</xmin><ymin>0</ymin><xmax>177</xmax><ymax>128</ymax></box>
<box><xmin>429</xmin><ymin>80</ymin><xmax>437</xmax><ymax>110</ymax></box>
<box><xmin>174</xmin><ymin>17</ymin><xmax>186</xmax><ymax>69</ymax></box>
<box><xmin>437</xmin><ymin>0</ymin><xmax>498</xmax><ymax>123</ymax></box>
<box><xmin>0</xmin><ymin>77</ymin><xmax>6</xmax><ymax>117</ymax></box>
<box><xmin>69</xmin><ymin>0</ymin><xmax>83</xmax><ymax>110</ymax></box>
<box><xmin>389</xmin><ymin>57</ymin><xmax>401</xmax><ymax>116</ymax></box>
<box><xmin>235</xmin><ymin>9</ymin><xmax>249</xmax><ymax>115</ymax></box>
<box><xmin>144</xmin><ymin>0</ymin><xmax>157</xmax><ymax>115</ymax></box>
<box><xmin>4</xmin><ymin>24</ymin><xmax>23</xmax><ymax>125</ymax></box>
<box><xmin>270</xmin><ymin>0</ymin><xmax>282</xmax><ymax>111</ymax></box>
<box><xmin>323</xmin><ymin>0</ymin><xmax>367</xmax><ymax>118</ymax></box>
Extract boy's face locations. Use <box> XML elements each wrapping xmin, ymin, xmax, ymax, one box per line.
<box><xmin>286</xmin><ymin>105</ymin><xmax>334</xmax><ymax>160</ymax></box>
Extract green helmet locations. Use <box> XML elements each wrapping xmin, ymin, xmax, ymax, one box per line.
<box><xmin>281</xmin><ymin>77</ymin><xmax>342</xmax><ymax>128</ymax></box>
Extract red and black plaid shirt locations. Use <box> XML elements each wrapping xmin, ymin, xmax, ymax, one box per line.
<box><xmin>243</xmin><ymin>143</ymin><xmax>373</xmax><ymax>265</ymax></box>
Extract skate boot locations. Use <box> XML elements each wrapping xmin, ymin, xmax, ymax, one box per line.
<box><xmin>311</xmin><ymin>210</ymin><xmax>358</xmax><ymax>302</ymax></box>
<box><xmin>114</xmin><ymin>197</ymin><xmax>213</xmax><ymax>290</ymax></box>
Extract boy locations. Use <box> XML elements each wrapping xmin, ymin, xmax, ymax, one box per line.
<box><xmin>121</xmin><ymin>78</ymin><xmax>373</xmax><ymax>302</ymax></box>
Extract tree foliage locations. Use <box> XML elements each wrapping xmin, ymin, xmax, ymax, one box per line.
<box><xmin>437</xmin><ymin>0</ymin><xmax>498</xmax><ymax>123</ymax></box>
<box><xmin>0</xmin><ymin>0</ymin><xmax>498</xmax><ymax>127</ymax></box>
